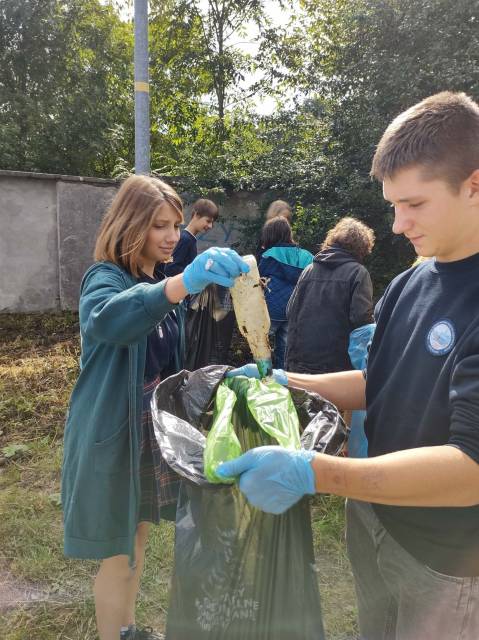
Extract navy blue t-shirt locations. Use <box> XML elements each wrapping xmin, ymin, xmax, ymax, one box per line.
<box><xmin>164</xmin><ymin>229</ymin><xmax>197</xmax><ymax>277</ymax></box>
<box><xmin>138</xmin><ymin>268</ymin><xmax>179</xmax><ymax>382</ymax></box>
<box><xmin>365</xmin><ymin>253</ymin><xmax>479</xmax><ymax>576</ymax></box>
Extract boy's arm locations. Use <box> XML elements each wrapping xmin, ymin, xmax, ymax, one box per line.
<box><xmin>217</xmin><ymin>443</ymin><xmax>479</xmax><ymax>514</ymax></box>
<box><xmin>316</xmin><ymin>333</ymin><xmax>479</xmax><ymax>506</ymax></box>
<box><xmin>286</xmin><ymin>369</ymin><xmax>366</xmax><ymax>410</ymax></box>
<box><xmin>312</xmin><ymin>444</ymin><xmax>479</xmax><ymax>507</ymax></box>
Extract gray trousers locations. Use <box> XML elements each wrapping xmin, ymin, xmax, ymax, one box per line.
<box><xmin>346</xmin><ymin>499</ymin><xmax>479</xmax><ymax>640</ymax></box>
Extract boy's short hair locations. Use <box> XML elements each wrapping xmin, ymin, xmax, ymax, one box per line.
<box><xmin>191</xmin><ymin>198</ymin><xmax>219</xmax><ymax>221</ymax></box>
<box><xmin>371</xmin><ymin>91</ymin><xmax>479</xmax><ymax>190</ymax></box>
<box><xmin>322</xmin><ymin>217</ymin><xmax>375</xmax><ymax>262</ymax></box>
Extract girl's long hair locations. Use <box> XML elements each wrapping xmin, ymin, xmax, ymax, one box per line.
<box><xmin>260</xmin><ymin>216</ymin><xmax>294</xmax><ymax>251</ymax></box>
<box><xmin>94</xmin><ymin>175</ymin><xmax>183</xmax><ymax>276</ymax></box>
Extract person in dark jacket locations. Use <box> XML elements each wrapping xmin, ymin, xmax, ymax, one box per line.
<box><xmin>285</xmin><ymin>216</ymin><xmax>375</xmax><ymax>374</ymax></box>
<box><xmin>258</xmin><ymin>217</ymin><xmax>313</xmax><ymax>368</ymax></box>
<box><xmin>61</xmin><ymin>175</ymin><xmax>248</xmax><ymax>640</ymax></box>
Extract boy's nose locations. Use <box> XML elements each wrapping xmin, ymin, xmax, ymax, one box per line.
<box><xmin>392</xmin><ymin>208</ymin><xmax>413</xmax><ymax>235</ymax></box>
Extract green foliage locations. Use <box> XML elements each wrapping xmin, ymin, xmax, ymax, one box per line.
<box><xmin>182</xmin><ymin>0</ymin><xmax>271</xmax><ymax>122</ymax></box>
<box><xmin>289</xmin><ymin>0</ymin><xmax>479</xmax><ymax>289</ymax></box>
<box><xmin>2</xmin><ymin>0</ymin><xmax>479</xmax><ymax>289</ymax></box>
<box><xmin>0</xmin><ymin>0</ymin><xmax>134</xmax><ymax>176</ymax></box>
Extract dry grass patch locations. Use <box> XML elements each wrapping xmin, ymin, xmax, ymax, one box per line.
<box><xmin>0</xmin><ymin>313</ymin><xmax>358</xmax><ymax>639</ymax></box>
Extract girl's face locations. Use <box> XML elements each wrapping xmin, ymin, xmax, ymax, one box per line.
<box><xmin>141</xmin><ymin>203</ymin><xmax>181</xmax><ymax>266</ymax></box>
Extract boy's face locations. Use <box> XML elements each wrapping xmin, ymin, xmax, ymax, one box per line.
<box><xmin>383</xmin><ymin>166</ymin><xmax>479</xmax><ymax>262</ymax></box>
<box><xmin>191</xmin><ymin>213</ymin><xmax>215</xmax><ymax>234</ymax></box>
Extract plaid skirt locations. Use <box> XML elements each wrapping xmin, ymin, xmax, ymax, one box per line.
<box><xmin>138</xmin><ymin>376</ymin><xmax>181</xmax><ymax>524</ymax></box>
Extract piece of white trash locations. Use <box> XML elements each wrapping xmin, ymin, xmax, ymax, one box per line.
<box><xmin>230</xmin><ymin>254</ymin><xmax>272</xmax><ymax>378</ymax></box>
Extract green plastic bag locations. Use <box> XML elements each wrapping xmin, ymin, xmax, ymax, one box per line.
<box><xmin>245</xmin><ymin>378</ymin><xmax>301</xmax><ymax>450</ymax></box>
<box><xmin>204</xmin><ymin>376</ymin><xmax>301</xmax><ymax>483</ymax></box>
<box><xmin>204</xmin><ymin>383</ymin><xmax>241</xmax><ymax>483</ymax></box>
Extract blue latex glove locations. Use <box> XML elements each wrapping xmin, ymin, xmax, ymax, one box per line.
<box><xmin>216</xmin><ymin>446</ymin><xmax>316</xmax><ymax>514</ymax></box>
<box><xmin>225</xmin><ymin>363</ymin><xmax>288</xmax><ymax>385</ymax></box>
<box><xmin>183</xmin><ymin>247</ymin><xmax>250</xmax><ymax>294</ymax></box>
<box><xmin>348</xmin><ymin>323</ymin><xmax>376</xmax><ymax>370</ymax></box>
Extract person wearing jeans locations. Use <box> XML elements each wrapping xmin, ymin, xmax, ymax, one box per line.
<box><xmin>217</xmin><ymin>92</ymin><xmax>479</xmax><ymax>640</ymax></box>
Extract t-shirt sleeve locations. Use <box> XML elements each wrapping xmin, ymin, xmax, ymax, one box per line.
<box><xmin>448</xmin><ymin>327</ymin><xmax>479</xmax><ymax>465</ymax></box>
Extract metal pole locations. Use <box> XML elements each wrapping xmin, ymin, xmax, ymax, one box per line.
<box><xmin>134</xmin><ymin>0</ymin><xmax>150</xmax><ymax>174</ymax></box>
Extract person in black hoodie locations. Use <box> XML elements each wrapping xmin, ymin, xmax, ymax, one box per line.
<box><xmin>285</xmin><ymin>217</ymin><xmax>375</xmax><ymax>374</ymax></box>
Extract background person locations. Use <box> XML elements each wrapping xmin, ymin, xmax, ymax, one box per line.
<box><xmin>164</xmin><ymin>197</ymin><xmax>235</xmax><ymax>370</ymax></box>
<box><xmin>286</xmin><ymin>216</ymin><xmax>375</xmax><ymax>374</ymax></box>
<box><xmin>164</xmin><ymin>198</ymin><xmax>219</xmax><ymax>277</ymax></box>
<box><xmin>265</xmin><ymin>199</ymin><xmax>293</xmax><ymax>221</ymax></box>
<box><xmin>61</xmin><ymin>174</ymin><xmax>248</xmax><ymax>640</ymax></box>
<box><xmin>258</xmin><ymin>216</ymin><xmax>313</xmax><ymax>368</ymax></box>
<box><xmin>219</xmin><ymin>91</ymin><xmax>479</xmax><ymax>640</ymax></box>
<box><xmin>347</xmin><ymin>323</ymin><xmax>375</xmax><ymax>458</ymax></box>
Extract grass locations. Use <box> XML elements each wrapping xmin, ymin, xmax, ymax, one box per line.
<box><xmin>0</xmin><ymin>313</ymin><xmax>357</xmax><ymax>639</ymax></box>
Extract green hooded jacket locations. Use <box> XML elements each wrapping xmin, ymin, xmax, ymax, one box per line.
<box><xmin>61</xmin><ymin>262</ymin><xmax>184</xmax><ymax>561</ymax></box>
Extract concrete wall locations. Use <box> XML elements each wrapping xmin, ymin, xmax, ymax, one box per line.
<box><xmin>57</xmin><ymin>180</ymin><xmax>119</xmax><ymax>310</ymax></box>
<box><xmin>0</xmin><ymin>174</ymin><xmax>58</xmax><ymax>311</ymax></box>
<box><xmin>0</xmin><ymin>170</ymin><xmax>264</xmax><ymax>312</ymax></box>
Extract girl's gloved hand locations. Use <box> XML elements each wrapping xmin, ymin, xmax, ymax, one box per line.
<box><xmin>225</xmin><ymin>364</ymin><xmax>288</xmax><ymax>385</ymax></box>
<box><xmin>183</xmin><ymin>247</ymin><xmax>250</xmax><ymax>294</ymax></box>
<box><xmin>216</xmin><ymin>446</ymin><xmax>316</xmax><ymax>514</ymax></box>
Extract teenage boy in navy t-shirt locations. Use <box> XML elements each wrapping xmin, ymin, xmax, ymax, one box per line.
<box><xmin>219</xmin><ymin>92</ymin><xmax>479</xmax><ymax>640</ymax></box>
<box><xmin>164</xmin><ymin>198</ymin><xmax>219</xmax><ymax>276</ymax></box>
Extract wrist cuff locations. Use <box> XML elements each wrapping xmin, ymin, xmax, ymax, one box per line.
<box><xmin>273</xmin><ymin>369</ymin><xmax>288</xmax><ymax>385</ymax></box>
<box><xmin>300</xmin><ymin>449</ymin><xmax>316</xmax><ymax>495</ymax></box>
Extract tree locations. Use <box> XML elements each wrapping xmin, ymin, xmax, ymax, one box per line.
<box><xmin>192</xmin><ymin>0</ymin><xmax>268</xmax><ymax>123</ymax></box>
<box><xmin>276</xmin><ymin>0</ymin><xmax>479</xmax><ymax>290</ymax></box>
<box><xmin>0</xmin><ymin>0</ymin><xmax>133</xmax><ymax>176</ymax></box>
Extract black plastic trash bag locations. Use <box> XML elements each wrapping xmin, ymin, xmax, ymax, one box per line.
<box><xmin>151</xmin><ymin>365</ymin><xmax>347</xmax><ymax>640</ymax></box>
<box><xmin>184</xmin><ymin>285</ymin><xmax>235</xmax><ymax>370</ymax></box>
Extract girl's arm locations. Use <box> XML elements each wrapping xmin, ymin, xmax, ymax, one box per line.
<box><xmin>81</xmin><ymin>268</ymin><xmax>177</xmax><ymax>346</ymax></box>
<box><xmin>82</xmin><ymin>248</ymin><xmax>248</xmax><ymax>345</ymax></box>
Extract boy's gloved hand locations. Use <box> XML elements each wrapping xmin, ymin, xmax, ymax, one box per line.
<box><xmin>225</xmin><ymin>364</ymin><xmax>288</xmax><ymax>385</ymax></box>
<box><xmin>216</xmin><ymin>446</ymin><xmax>316</xmax><ymax>514</ymax></box>
<box><xmin>183</xmin><ymin>247</ymin><xmax>249</xmax><ymax>294</ymax></box>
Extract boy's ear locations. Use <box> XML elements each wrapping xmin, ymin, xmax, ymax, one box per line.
<box><xmin>467</xmin><ymin>169</ymin><xmax>479</xmax><ymax>201</ymax></box>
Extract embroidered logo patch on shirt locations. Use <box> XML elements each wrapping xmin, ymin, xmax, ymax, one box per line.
<box><xmin>426</xmin><ymin>319</ymin><xmax>455</xmax><ymax>356</ymax></box>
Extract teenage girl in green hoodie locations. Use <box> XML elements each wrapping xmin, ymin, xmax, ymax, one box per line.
<box><xmin>61</xmin><ymin>175</ymin><xmax>249</xmax><ymax>640</ymax></box>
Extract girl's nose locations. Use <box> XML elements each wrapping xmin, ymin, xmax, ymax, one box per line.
<box><xmin>166</xmin><ymin>226</ymin><xmax>180</xmax><ymax>243</ymax></box>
